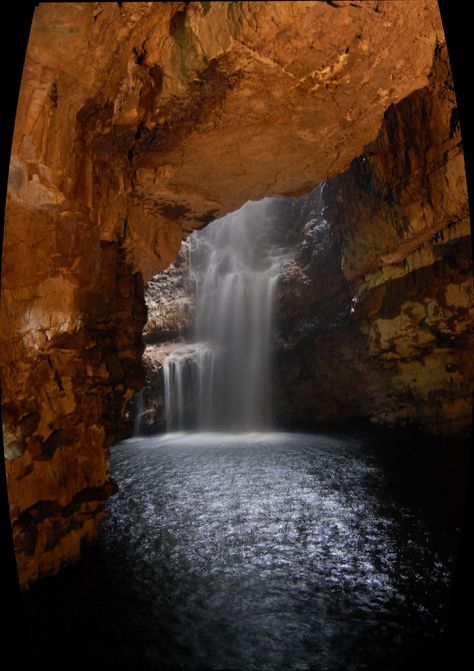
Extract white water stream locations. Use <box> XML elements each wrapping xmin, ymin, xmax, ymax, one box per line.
<box><xmin>163</xmin><ymin>200</ymin><xmax>284</xmax><ymax>431</ymax></box>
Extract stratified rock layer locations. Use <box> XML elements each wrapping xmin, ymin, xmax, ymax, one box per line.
<box><xmin>1</xmin><ymin>1</ymin><xmax>469</xmax><ymax>586</ymax></box>
<box><xmin>278</xmin><ymin>43</ymin><xmax>472</xmax><ymax>435</ymax></box>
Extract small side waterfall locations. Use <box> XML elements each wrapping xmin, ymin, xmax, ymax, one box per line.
<box><xmin>133</xmin><ymin>389</ymin><xmax>146</xmax><ymax>435</ymax></box>
<box><xmin>163</xmin><ymin>343</ymin><xmax>216</xmax><ymax>430</ymax></box>
<box><xmin>163</xmin><ymin>200</ymin><xmax>283</xmax><ymax>432</ymax></box>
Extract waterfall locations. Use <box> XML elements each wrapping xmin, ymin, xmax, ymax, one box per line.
<box><xmin>134</xmin><ymin>389</ymin><xmax>146</xmax><ymax>435</ymax></box>
<box><xmin>163</xmin><ymin>200</ymin><xmax>283</xmax><ymax>432</ymax></box>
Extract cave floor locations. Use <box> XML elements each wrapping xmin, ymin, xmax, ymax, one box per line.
<box><xmin>22</xmin><ymin>423</ymin><xmax>469</xmax><ymax>671</ymax></box>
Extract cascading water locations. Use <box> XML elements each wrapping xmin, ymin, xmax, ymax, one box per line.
<box><xmin>133</xmin><ymin>389</ymin><xmax>146</xmax><ymax>435</ymax></box>
<box><xmin>163</xmin><ymin>200</ymin><xmax>283</xmax><ymax>432</ymax></box>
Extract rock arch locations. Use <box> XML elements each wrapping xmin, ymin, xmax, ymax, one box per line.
<box><xmin>1</xmin><ymin>1</ymin><xmax>470</xmax><ymax>586</ymax></box>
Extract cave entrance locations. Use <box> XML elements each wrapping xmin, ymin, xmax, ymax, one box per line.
<box><xmin>133</xmin><ymin>184</ymin><xmax>327</xmax><ymax>435</ymax></box>
<box><xmin>8</xmin><ymin>3</ymin><xmax>471</xmax><ymax>667</ymax></box>
<box><xmin>86</xmin><ymin>157</ymin><xmax>468</xmax><ymax>671</ymax></box>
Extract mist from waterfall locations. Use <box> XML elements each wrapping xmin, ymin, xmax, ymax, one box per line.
<box><xmin>163</xmin><ymin>200</ymin><xmax>284</xmax><ymax>432</ymax></box>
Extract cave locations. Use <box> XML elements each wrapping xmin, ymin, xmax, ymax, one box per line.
<box><xmin>1</xmin><ymin>2</ymin><xmax>472</xmax><ymax>670</ymax></box>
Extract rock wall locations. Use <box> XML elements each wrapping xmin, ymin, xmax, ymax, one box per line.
<box><xmin>1</xmin><ymin>226</ymin><xmax>146</xmax><ymax>583</ymax></box>
<box><xmin>133</xmin><ymin>248</ymin><xmax>195</xmax><ymax>435</ymax></box>
<box><xmin>143</xmin><ymin>245</ymin><xmax>195</xmax><ymax>344</ymax></box>
<box><xmin>1</xmin><ymin>1</ymin><xmax>464</xmax><ymax>586</ymax></box>
<box><xmin>278</xmin><ymin>42</ymin><xmax>472</xmax><ymax>435</ymax></box>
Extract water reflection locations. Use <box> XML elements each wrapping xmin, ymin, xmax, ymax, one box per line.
<box><xmin>91</xmin><ymin>431</ymin><xmax>462</xmax><ymax>671</ymax></box>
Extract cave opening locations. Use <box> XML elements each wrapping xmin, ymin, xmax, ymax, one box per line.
<box><xmin>84</xmin><ymin>179</ymin><xmax>468</xmax><ymax>671</ymax></box>
<box><xmin>134</xmin><ymin>185</ymin><xmax>328</xmax><ymax>435</ymax></box>
<box><xmin>2</xmin><ymin>2</ymin><xmax>472</xmax><ymax>670</ymax></box>
<box><xmin>139</xmin><ymin>196</ymin><xmax>284</xmax><ymax>433</ymax></box>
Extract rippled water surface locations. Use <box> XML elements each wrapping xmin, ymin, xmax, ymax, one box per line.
<box><xmin>24</xmin><ymin>427</ymin><xmax>468</xmax><ymax>671</ymax></box>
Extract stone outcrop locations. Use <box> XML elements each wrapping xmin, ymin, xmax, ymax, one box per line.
<box><xmin>1</xmin><ymin>233</ymin><xmax>146</xmax><ymax>584</ymax></box>
<box><xmin>7</xmin><ymin>1</ymin><xmax>444</xmax><ymax>278</ymax></box>
<box><xmin>323</xmin><ymin>41</ymin><xmax>472</xmax><ymax>435</ymax></box>
<box><xmin>143</xmin><ymin>245</ymin><xmax>195</xmax><ymax>343</ymax></box>
<box><xmin>278</xmin><ymin>43</ymin><xmax>472</xmax><ymax>435</ymax></box>
<box><xmin>1</xmin><ymin>1</ymin><xmax>468</xmax><ymax>587</ymax></box>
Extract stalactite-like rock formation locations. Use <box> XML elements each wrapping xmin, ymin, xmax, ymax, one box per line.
<box><xmin>1</xmin><ymin>1</ymin><xmax>469</xmax><ymax>586</ymax></box>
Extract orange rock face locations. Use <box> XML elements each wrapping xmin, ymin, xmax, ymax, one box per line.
<box><xmin>1</xmin><ymin>1</ymin><xmax>469</xmax><ymax>586</ymax></box>
<box><xmin>277</xmin><ymin>43</ymin><xmax>472</xmax><ymax>435</ymax></box>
